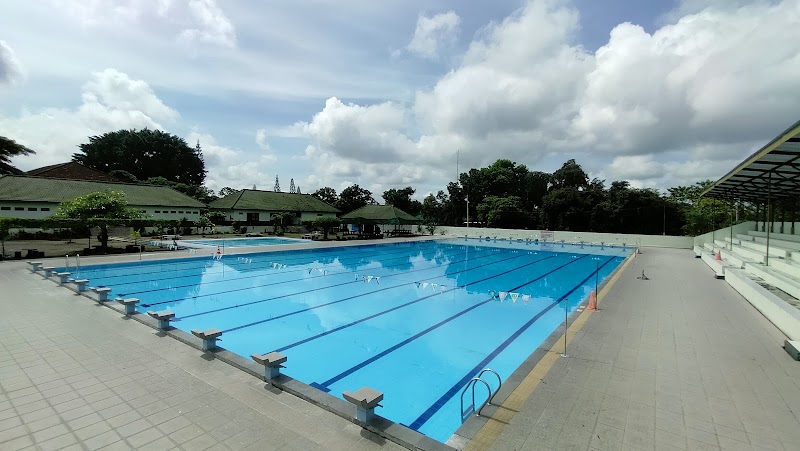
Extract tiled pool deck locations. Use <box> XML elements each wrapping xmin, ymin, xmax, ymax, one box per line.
<box><xmin>2</xmin><ymin>245</ymin><xmax>799</xmax><ymax>450</ymax></box>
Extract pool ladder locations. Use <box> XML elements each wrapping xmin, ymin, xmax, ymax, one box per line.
<box><xmin>460</xmin><ymin>368</ymin><xmax>501</xmax><ymax>421</ymax></box>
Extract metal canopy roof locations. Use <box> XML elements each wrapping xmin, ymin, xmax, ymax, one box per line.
<box><xmin>702</xmin><ymin>120</ymin><xmax>800</xmax><ymax>201</ymax></box>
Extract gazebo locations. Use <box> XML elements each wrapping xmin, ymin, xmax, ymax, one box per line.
<box><xmin>340</xmin><ymin>205</ymin><xmax>421</xmax><ymax>238</ymax></box>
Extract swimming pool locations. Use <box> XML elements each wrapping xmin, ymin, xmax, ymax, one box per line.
<box><xmin>182</xmin><ymin>237</ymin><xmax>307</xmax><ymax>247</ymax></box>
<box><xmin>62</xmin><ymin>239</ymin><xmax>630</xmax><ymax>442</ymax></box>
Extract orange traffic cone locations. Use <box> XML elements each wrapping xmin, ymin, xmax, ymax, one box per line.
<box><xmin>715</xmin><ymin>250</ymin><xmax>722</xmax><ymax>262</ymax></box>
<box><xmin>587</xmin><ymin>291</ymin><xmax>597</xmax><ymax>311</ymax></box>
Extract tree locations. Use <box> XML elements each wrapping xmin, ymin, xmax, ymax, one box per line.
<box><xmin>145</xmin><ymin>177</ymin><xmax>217</xmax><ymax>204</ymax></box>
<box><xmin>551</xmin><ymin>159</ymin><xmax>588</xmax><ymax>190</ymax></box>
<box><xmin>421</xmin><ymin>194</ymin><xmax>441</xmax><ymax>224</ymax></box>
<box><xmin>274</xmin><ymin>175</ymin><xmax>281</xmax><ymax>192</ymax></box>
<box><xmin>109</xmin><ymin>170</ymin><xmax>139</xmax><ymax>183</ymax></box>
<box><xmin>296</xmin><ymin>186</ymin><xmax>302</xmax><ymax>194</ymax></box>
<box><xmin>271</xmin><ymin>212</ymin><xmax>294</xmax><ymax>235</ymax></box>
<box><xmin>311</xmin><ymin>187</ymin><xmax>339</xmax><ymax>207</ymax></box>
<box><xmin>73</xmin><ymin>128</ymin><xmax>206</xmax><ymax>185</ymax></box>
<box><xmin>337</xmin><ymin>184</ymin><xmax>375</xmax><ymax>213</ymax></box>
<box><xmin>311</xmin><ymin>217</ymin><xmax>341</xmax><ymax>240</ymax></box>
<box><xmin>383</xmin><ymin>187</ymin><xmax>422</xmax><ymax>216</ymax></box>
<box><xmin>0</xmin><ymin>135</ymin><xmax>35</xmax><ymax>175</ymax></box>
<box><xmin>289</xmin><ymin>178</ymin><xmax>296</xmax><ymax>193</ymax></box>
<box><xmin>218</xmin><ymin>187</ymin><xmax>237</xmax><ymax>197</ymax></box>
<box><xmin>54</xmin><ymin>191</ymin><xmax>143</xmax><ymax>250</ymax></box>
<box><xmin>477</xmin><ymin>196</ymin><xmax>527</xmax><ymax>228</ymax></box>
<box><xmin>197</xmin><ymin>213</ymin><xmax>214</xmax><ymax>235</ymax></box>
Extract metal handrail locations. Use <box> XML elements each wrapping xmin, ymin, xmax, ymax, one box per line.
<box><xmin>477</xmin><ymin>368</ymin><xmax>501</xmax><ymax>406</ymax></box>
<box><xmin>460</xmin><ymin>377</ymin><xmax>492</xmax><ymax>419</ymax></box>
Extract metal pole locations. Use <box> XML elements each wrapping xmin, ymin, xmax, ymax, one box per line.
<box><xmin>730</xmin><ymin>201</ymin><xmax>734</xmax><ymax>251</ymax></box>
<box><xmin>766</xmin><ymin>172</ymin><xmax>772</xmax><ymax>266</ymax></box>
<box><xmin>561</xmin><ymin>298</ymin><xmax>568</xmax><ymax>358</ymax></box>
<box><xmin>662</xmin><ymin>196</ymin><xmax>666</xmax><ymax>236</ymax></box>
<box><xmin>466</xmin><ymin>197</ymin><xmax>469</xmax><ymax>229</ymax></box>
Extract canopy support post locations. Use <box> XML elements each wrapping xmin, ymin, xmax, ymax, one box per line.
<box><xmin>766</xmin><ymin>171</ymin><xmax>772</xmax><ymax>266</ymax></box>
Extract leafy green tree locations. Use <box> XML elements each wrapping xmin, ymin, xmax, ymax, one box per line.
<box><xmin>383</xmin><ymin>187</ymin><xmax>422</xmax><ymax>216</ymax></box>
<box><xmin>421</xmin><ymin>194</ymin><xmax>441</xmax><ymax>223</ymax></box>
<box><xmin>73</xmin><ymin>128</ymin><xmax>206</xmax><ymax>185</ymax></box>
<box><xmin>197</xmin><ymin>214</ymin><xmax>214</xmax><ymax>234</ymax></box>
<box><xmin>311</xmin><ymin>216</ymin><xmax>341</xmax><ymax>239</ymax></box>
<box><xmin>109</xmin><ymin>170</ymin><xmax>139</xmax><ymax>183</ymax></box>
<box><xmin>311</xmin><ymin>187</ymin><xmax>339</xmax><ymax>207</ymax></box>
<box><xmin>218</xmin><ymin>187</ymin><xmax>237</xmax><ymax>197</ymax></box>
<box><xmin>337</xmin><ymin>184</ymin><xmax>375</xmax><ymax>213</ymax></box>
<box><xmin>551</xmin><ymin>159</ymin><xmax>589</xmax><ymax>189</ymax></box>
<box><xmin>145</xmin><ymin>177</ymin><xmax>217</xmax><ymax>204</ymax></box>
<box><xmin>54</xmin><ymin>191</ymin><xmax>143</xmax><ymax>250</ymax></box>
<box><xmin>477</xmin><ymin>196</ymin><xmax>527</xmax><ymax>228</ymax></box>
<box><xmin>271</xmin><ymin>212</ymin><xmax>294</xmax><ymax>235</ymax></box>
<box><xmin>0</xmin><ymin>135</ymin><xmax>34</xmax><ymax>175</ymax></box>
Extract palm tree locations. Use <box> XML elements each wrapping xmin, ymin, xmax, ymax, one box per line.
<box><xmin>0</xmin><ymin>136</ymin><xmax>35</xmax><ymax>174</ymax></box>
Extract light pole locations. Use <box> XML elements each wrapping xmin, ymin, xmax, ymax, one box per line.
<box><xmin>662</xmin><ymin>195</ymin><xmax>666</xmax><ymax>236</ymax></box>
<box><xmin>466</xmin><ymin>196</ymin><xmax>470</xmax><ymax>229</ymax></box>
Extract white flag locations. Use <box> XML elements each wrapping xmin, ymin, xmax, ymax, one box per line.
<box><xmin>431</xmin><ymin>283</ymin><xmax>438</xmax><ymax>290</ymax></box>
<box><xmin>510</xmin><ymin>292</ymin><xmax>519</xmax><ymax>302</ymax></box>
<box><xmin>522</xmin><ymin>294</ymin><xmax>531</xmax><ymax>304</ymax></box>
<box><xmin>375</xmin><ymin>277</ymin><xmax>380</xmax><ymax>284</ymax></box>
<box><xmin>499</xmin><ymin>292</ymin><xmax>508</xmax><ymax>302</ymax></box>
<box><xmin>355</xmin><ymin>274</ymin><xmax>360</xmax><ymax>281</ymax></box>
<box><xmin>440</xmin><ymin>285</ymin><xmax>446</xmax><ymax>292</ymax></box>
<box><xmin>422</xmin><ymin>283</ymin><xmax>429</xmax><ymax>289</ymax></box>
<box><xmin>415</xmin><ymin>282</ymin><xmax>421</xmax><ymax>288</ymax></box>
<box><xmin>367</xmin><ymin>276</ymin><xmax>373</xmax><ymax>283</ymax></box>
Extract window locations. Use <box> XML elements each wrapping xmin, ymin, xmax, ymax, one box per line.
<box><xmin>317</xmin><ymin>213</ymin><xmax>323</xmax><ymax>216</ymax></box>
<box><xmin>41</xmin><ymin>208</ymin><xmax>50</xmax><ymax>212</ymax></box>
<box><xmin>171</xmin><ymin>211</ymin><xmax>176</xmax><ymax>213</ymax></box>
<box><xmin>0</xmin><ymin>206</ymin><xmax>10</xmax><ymax>211</ymax></box>
<box><xmin>239</xmin><ymin>212</ymin><xmax>243</xmax><ymax>215</ymax></box>
<box><xmin>154</xmin><ymin>210</ymin><xmax>161</xmax><ymax>213</ymax></box>
<box><xmin>28</xmin><ymin>207</ymin><xmax>37</xmax><ymax>211</ymax></box>
<box><xmin>178</xmin><ymin>211</ymin><xmax>184</xmax><ymax>214</ymax></box>
<box><xmin>140</xmin><ymin>210</ymin><xmax>146</xmax><ymax>213</ymax></box>
<box><xmin>14</xmin><ymin>207</ymin><xmax>23</xmax><ymax>211</ymax></box>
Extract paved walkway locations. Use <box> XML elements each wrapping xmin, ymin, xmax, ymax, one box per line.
<box><xmin>482</xmin><ymin>248</ymin><xmax>800</xmax><ymax>450</ymax></box>
<box><xmin>0</xmin><ymin>261</ymin><xmax>405</xmax><ymax>451</ymax></box>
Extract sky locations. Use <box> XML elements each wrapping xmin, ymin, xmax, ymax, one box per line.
<box><xmin>1</xmin><ymin>0</ymin><xmax>799</xmax><ymax>199</ymax></box>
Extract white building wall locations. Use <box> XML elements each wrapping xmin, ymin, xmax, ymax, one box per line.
<box><xmin>0</xmin><ymin>200</ymin><xmax>201</xmax><ymax>221</ymax></box>
<box><xmin>300</xmin><ymin>212</ymin><xmax>337</xmax><ymax>222</ymax></box>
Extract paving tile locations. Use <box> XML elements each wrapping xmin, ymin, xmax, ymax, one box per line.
<box><xmin>37</xmin><ymin>432</ymin><xmax>78</xmax><ymax>451</ymax></box>
<box><xmin>0</xmin><ymin>433</ymin><xmax>34</xmax><ymax>450</ymax></box>
<box><xmin>181</xmin><ymin>433</ymin><xmax>220</xmax><ymax>451</ymax></box>
<box><xmin>169</xmin><ymin>424</ymin><xmax>205</xmax><ymax>444</ymax></box>
<box><xmin>82</xmin><ymin>429</ymin><xmax>123</xmax><ymax>451</ymax></box>
<box><xmin>0</xmin><ymin>425</ymin><xmax>29</xmax><ymax>444</ymax></box>
<box><xmin>25</xmin><ymin>414</ymin><xmax>62</xmax><ymax>433</ymax></box>
<box><xmin>0</xmin><ymin>416</ymin><xmax>23</xmax><ymax>432</ymax></box>
<box><xmin>126</xmin><ymin>427</ymin><xmax>165</xmax><ymax>448</ymax></box>
<box><xmin>115</xmin><ymin>417</ymin><xmax>152</xmax><ymax>438</ymax></box>
<box><xmin>157</xmin><ymin>415</ymin><xmax>192</xmax><ymax>435</ymax></box>
<box><xmin>75</xmin><ymin>421</ymin><xmax>113</xmax><ymax>441</ymax></box>
<box><xmin>31</xmin><ymin>423</ymin><xmax>69</xmax><ymax>443</ymax></box>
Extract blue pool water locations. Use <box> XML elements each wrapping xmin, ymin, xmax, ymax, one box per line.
<box><xmin>62</xmin><ymin>239</ymin><xmax>630</xmax><ymax>442</ymax></box>
<box><xmin>182</xmin><ymin>237</ymin><xmax>306</xmax><ymax>247</ymax></box>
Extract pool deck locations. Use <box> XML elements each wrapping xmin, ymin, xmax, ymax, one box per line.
<box><xmin>2</xmin><ymin>245</ymin><xmax>799</xmax><ymax>450</ymax></box>
<box><xmin>467</xmin><ymin>247</ymin><xmax>800</xmax><ymax>450</ymax></box>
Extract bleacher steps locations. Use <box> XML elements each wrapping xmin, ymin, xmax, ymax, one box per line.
<box><xmin>726</xmin><ymin>268</ymin><xmax>800</xmax><ymax>341</ymax></box>
<box><xmin>769</xmin><ymin>258</ymin><xmax>800</xmax><ymax>281</ymax></box>
<box><xmin>738</xmin><ymin>240</ymin><xmax>789</xmax><ymax>258</ymax></box>
<box><xmin>732</xmin><ymin>246</ymin><xmax>767</xmax><ymax>264</ymax></box>
<box><xmin>724</xmin><ymin>237</ymin><xmax>741</xmax><ymax>245</ymax></box>
<box><xmin>737</xmin><ymin>234</ymin><xmax>755</xmax><ymax>241</ymax></box>
<box><xmin>700</xmin><ymin>252</ymin><xmax>726</xmax><ymax>278</ymax></box>
<box><xmin>693</xmin><ymin>245</ymin><xmax>703</xmax><ymax>258</ymax></box>
<box><xmin>748</xmin><ymin>231</ymin><xmax>800</xmax><ymax>243</ymax></box>
<box><xmin>752</xmin><ymin>236</ymin><xmax>800</xmax><ymax>252</ymax></box>
<box><xmin>745</xmin><ymin>263</ymin><xmax>800</xmax><ymax>300</ymax></box>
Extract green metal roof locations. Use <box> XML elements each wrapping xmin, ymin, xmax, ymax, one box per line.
<box><xmin>209</xmin><ymin>189</ymin><xmax>339</xmax><ymax>213</ymax></box>
<box><xmin>0</xmin><ymin>175</ymin><xmax>205</xmax><ymax>208</ymax></box>
<box><xmin>703</xmin><ymin>120</ymin><xmax>800</xmax><ymax>201</ymax></box>
<box><xmin>340</xmin><ymin>204</ymin><xmax>420</xmax><ymax>224</ymax></box>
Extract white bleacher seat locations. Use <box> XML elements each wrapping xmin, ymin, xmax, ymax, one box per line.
<box><xmin>738</xmin><ymin>240</ymin><xmax>789</xmax><ymax>258</ymax></box>
<box><xmin>737</xmin><ymin>234</ymin><xmax>755</xmax><ymax>241</ymax></box>
<box><xmin>752</xmin><ymin>236</ymin><xmax>800</xmax><ymax>252</ymax></box>
<box><xmin>745</xmin><ymin>263</ymin><xmax>800</xmax><ymax>300</ymax></box>
<box><xmin>748</xmin><ymin>231</ymin><xmax>800</xmax><ymax>243</ymax></box>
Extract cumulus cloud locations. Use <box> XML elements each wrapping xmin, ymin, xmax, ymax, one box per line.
<box><xmin>294</xmin><ymin>0</ymin><xmax>800</xmax><ymax>192</ymax></box>
<box><xmin>255</xmin><ymin>129</ymin><xmax>270</xmax><ymax>150</ymax></box>
<box><xmin>51</xmin><ymin>0</ymin><xmax>236</xmax><ymax>47</ymax></box>
<box><xmin>403</xmin><ymin>11</ymin><xmax>461</xmax><ymax>59</ymax></box>
<box><xmin>0</xmin><ymin>68</ymin><xmax>178</xmax><ymax>168</ymax></box>
<box><xmin>0</xmin><ymin>40</ymin><xmax>24</xmax><ymax>85</ymax></box>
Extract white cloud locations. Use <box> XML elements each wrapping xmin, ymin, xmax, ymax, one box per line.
<box><xmin>255</xmin><ymin>129</ymin><xmax>270</xmax><ymax>150</ymax></box>
<box><xmin>0</xmin><ymin>40</ymin><xmax>24</xmax><ymax>85</ymax></box>
<box><xmin>293</xmin><ymin>0</ymin><xmax>800</xmax><ymax>193</ymax></box>
<box><xmin>51</xmin><ymin>0</ymin><xmax>236</xmax><ymax>47</ymax></box>
<box><xmin>189</xmin><ymin>128</ymin><xmax>277</xmax><ymax>192</ymax></box>
<box><xmin>1</xmin><ymin>68</ymin><xmax>178</xmax><ymax>169</ymax></box>
<box><xmin>403</xmin><ymin>11</ymin><xmax>461</xmax><ymax>59</ymax></box>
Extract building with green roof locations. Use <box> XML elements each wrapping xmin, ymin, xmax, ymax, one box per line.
<box><xmin>0</xmin><ymin>175</ymin><xmax>205</xmax><ymax>220</ymax></box>
<box><xmin>209</xmin><ymin>189</ymin><xmax>339</xmax><ymax>224</ymax></box>
<box><xmin>340</xmin><ymin>204</ymin><xmax>420</xmax><ymax>234</ymax></box>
